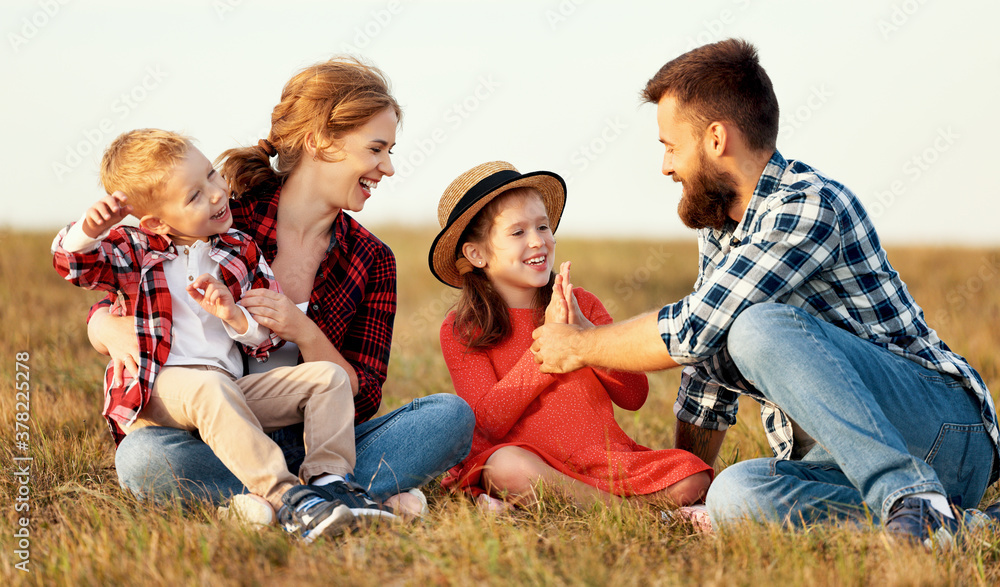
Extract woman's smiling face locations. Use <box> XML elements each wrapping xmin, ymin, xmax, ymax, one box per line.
<box><xmin>316</xmin><ymin>106</ymin><xmax>398</xmax><ymax>213</ymax></box>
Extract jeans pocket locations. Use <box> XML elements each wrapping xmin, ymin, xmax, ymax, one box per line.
<box><xmin>924</xmin><ymin>423</ymin><xmax>992</xmax><ymax>507</ymax></box>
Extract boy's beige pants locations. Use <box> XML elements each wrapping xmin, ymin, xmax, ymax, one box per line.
<box><xmin>126</xmin><ymin>361</ymin><xmax>355</xmax><ymax>510</ymax></box>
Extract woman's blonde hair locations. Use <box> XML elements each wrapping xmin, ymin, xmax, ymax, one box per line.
<box><xmin>217</xmin><ymin>56</ymin><xmax>401</xmax><ymax>197</ymax></box>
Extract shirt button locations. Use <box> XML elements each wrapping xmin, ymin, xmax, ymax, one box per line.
<box><xmin>188</xmin><ymin>275</ymin><xmax>194</xmax><ymax>281</ymax></box>
<box><xmin>311</xmin><ymin>304</ymin><xmax>319</xmax><ymax>311</ymax></box>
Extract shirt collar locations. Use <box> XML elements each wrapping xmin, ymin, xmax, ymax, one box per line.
<box><xmin>729</xmin><ymin>150</ymin><xmax>788</xmax><ymax>243</ymax></box>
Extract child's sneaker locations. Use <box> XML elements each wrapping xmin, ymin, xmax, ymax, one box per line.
<box><xmin>277</xmin><ymin>484</ymin><xmax>355</xmax><ymax>543</ymax></box>
<box><xmin>218</xmin><ymin>493</ymin><xmax>275</xmax><ymax>528</ymax></box>
<box><xmin>318</xmin><ymin>480</ymin><xmax>398</xmax><ymax>521</ymax></box>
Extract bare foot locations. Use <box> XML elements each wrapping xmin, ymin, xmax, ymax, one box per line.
<box><xmin>384</xmin><ymin>488</ymin><xmax>427</xmax><ymax>520</ymax></box>
<box><xmin>476</xmin><ymin>493</ymin><xmax>514</xmax><ymax>514</ymax></box>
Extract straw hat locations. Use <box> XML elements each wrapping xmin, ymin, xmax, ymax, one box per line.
<box><xmin>428</xmin><ymin>161</ymin><xmax>566</xmax><ymax>288</ymax></box>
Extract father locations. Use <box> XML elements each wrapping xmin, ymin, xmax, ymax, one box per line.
<box><xmin>531</xmin><ymin>38</ymin><xmax>997</xmax><ymax>545</ymax></box>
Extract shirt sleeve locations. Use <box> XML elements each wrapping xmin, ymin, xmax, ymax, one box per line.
<box><xmin>439</xmin><ymin>315</ymin><xmax>556</xmax><ymax>442</ymax></box>
<box><xmin>575</xmin><ymin>288</ymin><xmax>649</xmax><ymax>412</ymax></box>
<box><xmin>51</xmin><ymin>223</ymin><xmax>139</xmax><ymax>294</ymax></box>
<box><xmin>674</xmin><ymin>359</ymin><xmax>743</xmax><ymax>431</ymax></box>
<box><xmin>658</xmin><ymin>188</ymin><xmax>841</xmax><ymax>362</ymax></box>
<box><xmin>224</xmin><ymin>305</ymin><xmax>270</xmax><ymax>347</ymax></box>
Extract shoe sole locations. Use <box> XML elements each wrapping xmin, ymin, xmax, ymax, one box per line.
<box><xmin>349</xmin><ymin>508</ymin><xmax>399</xmax><ymax>525</ymax></box>
<box><xmin>300</xmin><ymin>503</ymin><xmax>356</xmax><ymax>544</ymax></box>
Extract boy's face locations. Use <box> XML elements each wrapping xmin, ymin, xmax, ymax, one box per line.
<box><xmin>145</xmin><ymin>147</ymin><xmax>232</xmax><ymax>246</ymax></box>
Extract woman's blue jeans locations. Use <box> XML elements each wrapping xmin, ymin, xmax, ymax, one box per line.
<box><xmin>114</xmin><ymin>393</ymin><xmax>474</xmax><ymax>503</ymax></box>
<box><xmin>706</xmin><ymin>304</ymin><xmax>995</xmax><ymax>526</ymax></box>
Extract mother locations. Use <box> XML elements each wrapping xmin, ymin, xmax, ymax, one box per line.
<box><xmin>88</xmin><ymin>57</ymin><xmax>474</xmax><ymax>515</ymax></box>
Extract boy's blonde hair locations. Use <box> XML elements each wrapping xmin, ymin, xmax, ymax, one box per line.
<box><xmin>100</xmin><ymin>129</ymin><xmax>193</xmax><ymax>214</ymax></box>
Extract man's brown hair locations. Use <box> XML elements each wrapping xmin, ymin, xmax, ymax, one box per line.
<box><xmin>642</xmin><ymin>38</ymin><xmax>779</xmax><ymax>153</ymax></box>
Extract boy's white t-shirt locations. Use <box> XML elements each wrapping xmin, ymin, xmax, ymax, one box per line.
<box><xmin>63</xmin><ymin>220</ymin><xmax>269</xmax><ymax>378</ymax></box>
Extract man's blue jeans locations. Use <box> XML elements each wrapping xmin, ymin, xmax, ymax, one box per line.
<box><xmin>706</xmin><ymin>304</ymin><xmax>994</xmax><ymax>526</ymax></box>
<box><xmin>114</xmin><ymin>393</ymin><xmax>474</xmax><ymax>504</ymax></box>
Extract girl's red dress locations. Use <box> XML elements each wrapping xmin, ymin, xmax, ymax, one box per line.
<box><xmin>440</xmin><ymin>288</ymin><xmax>712</xmax><ymax>496</ymax></box>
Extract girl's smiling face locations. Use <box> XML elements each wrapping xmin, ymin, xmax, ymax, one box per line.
<box><xmin>475</xmin><ymin>190</ymin><xmax>555</xmax><ymax>308</ymax></box>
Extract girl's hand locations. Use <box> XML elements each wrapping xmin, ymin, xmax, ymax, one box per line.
<box><xmin>81</xmin><ymin>191</ymin><xmax>133</xmax><ymax>238</ymax></box>
<box><xmin>187</xmin><ymin>274</ymin><xmax>248</xmax><ymax>333</ymax></box>
<box><xmin>241</xmin><ymin>288</ymin><xmax>315</xmax><ymax>343</ymax></box>
<box><xmin>544</xmin><ymin>262</ymin><xmax>571</xmax><ymax>324</ymax></box>
<box><xmin>88</xmin><ymin>308</ymin><xmax>140</xmax><ymax>387</ymax></box>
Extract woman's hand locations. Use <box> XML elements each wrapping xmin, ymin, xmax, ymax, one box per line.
<box><xmin>240</xmin><ymin>288</ymin><xmax>317</xmax><ymax>344</ymax></box>
<box><xmin>88</xmin><ymin>307</ymin><xmax>140</xmax><ymax>386</ymax></box>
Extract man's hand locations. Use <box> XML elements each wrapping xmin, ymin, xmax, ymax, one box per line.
<box><xmin>81</xmin><ymin>191</ymin><xmax>133</xmax><ymax>238</ymax></box>
<box><xmin>531</xmin><ymin>322</ymin><xmax>586</xmax><ymax>373</ymax></box>
<box><xmin>187</xmin><ymin>274</ymin><xmax>248</xmax><ymax>333</ymax></box>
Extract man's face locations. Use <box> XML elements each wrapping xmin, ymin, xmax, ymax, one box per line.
<box><xmin>656</xmin><ymin>96</ymin><xmax>740</xmax><ymax>230</ymax></box>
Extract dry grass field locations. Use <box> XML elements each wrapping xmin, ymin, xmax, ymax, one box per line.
<box><xmin>1</xmin><ymin>227</ymin><xmax>999</xmax><ymax>586</ymax></box>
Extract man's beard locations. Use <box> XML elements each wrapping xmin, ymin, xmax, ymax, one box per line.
<box><xmin>676</xmin><ymin>149</ymin><xmax>741</xmax><ymax>231</ymax></box>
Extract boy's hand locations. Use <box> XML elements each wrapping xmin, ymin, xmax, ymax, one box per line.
<box><xmin>81</xmin><ymin>191</ymin><xmax>133</xmax><ymax>238</ymax></box>
<box><xmin>186</xmin><ymin>274</ymin><xmax>248</xmax><ymax>334</ymax></box>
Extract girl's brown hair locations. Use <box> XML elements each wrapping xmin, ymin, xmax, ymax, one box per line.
<box><xmin>452</xmin><ymin>188</ymin><xmax>554</xmax><ymax>351</ymax></box>
<box><xmin>216</xmin><ymin>56</ymin><xmax>401</xmax><ymax>198</ymax></box>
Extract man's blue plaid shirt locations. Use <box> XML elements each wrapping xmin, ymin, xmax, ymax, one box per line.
<box><xmin>659</xmin><ymin>151</ymin><xmax>997</xmax><ymax>461</ymax></box>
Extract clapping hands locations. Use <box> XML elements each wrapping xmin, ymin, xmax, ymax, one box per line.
<box><xmin>544</xmin><ymin>262</ymin><xmax>592</xmax><ymax>327</ymax></box>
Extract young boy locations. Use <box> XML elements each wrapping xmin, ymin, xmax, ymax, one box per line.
<box><xmin>52</xmin><ymin>129</ymin><xmax>394</xmax><ymax>542</ymax></box>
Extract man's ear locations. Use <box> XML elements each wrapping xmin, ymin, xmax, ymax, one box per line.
<box><xmin>462</xmin><ymin>242</ymin><xmax>487</xmax><ymax>268</ymax></box>
<box><xmin>704</xmin><ymin>121</ymin><xmax>728</xmax><ymax>157</ymax></box>
<box><xmin>139</xmin><ymin>214</ymin><xmax>172</xmax><ymax>236</ymax></box>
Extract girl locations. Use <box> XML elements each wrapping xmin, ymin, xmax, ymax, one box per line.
<box><xmin>429</xmin><ymin>161</ymin><xmax>713</xmax><ymax>511</ymax></box>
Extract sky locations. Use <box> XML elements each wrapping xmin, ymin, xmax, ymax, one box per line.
<box><xmin>2</xmin><ymin>0</ymin><xmax>998</xmax><ymax>245</ymax></box>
